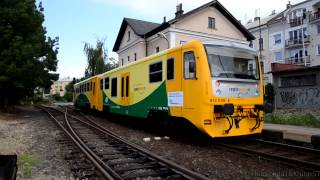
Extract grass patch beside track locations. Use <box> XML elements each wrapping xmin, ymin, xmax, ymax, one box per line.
<box><xmin>265</xmin><ymin>112</ymin><xmax>320</xmax><ymax>128</ymax></box>
<box><xmin>18</xmin><ymin>153</ymin><xmax>38</xmax><ymax>178</ymax></box>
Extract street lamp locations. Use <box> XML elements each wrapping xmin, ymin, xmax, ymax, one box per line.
<box><xmin>157</xmin><ymin>32</ymin><xmax>170</xmax><ymax>49</ymax></box>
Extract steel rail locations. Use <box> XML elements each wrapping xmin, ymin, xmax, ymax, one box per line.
<box><xmin>38</xmin><ymin>106</ymin><xmax>115</xmax><ymax>179</ymax></box>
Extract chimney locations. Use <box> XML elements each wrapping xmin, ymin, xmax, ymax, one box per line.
<box><xmin>270</xmin><ymin>10</ymin><xmax>276</xmax><ymax>15</ymax></box>
<box><xmin>175</xmin><ymin>3</ymin><xmax>184</xmax><ymax>18</ymax></box>
<box><xmin>287</xmin><ymin>1</ymin><xmax>291</xmax><ymax>9</ymax></box>
<box><xmin>254</xmin><ymin>17</ymin><xmax>260</xmax><ymax>21</ymax></box>
<box><xmin>163</xmin><ymin>16</ymin><xmax>166</xmax><ymax>23</ymax></box>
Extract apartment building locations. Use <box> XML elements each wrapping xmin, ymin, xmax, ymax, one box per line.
<box><xmin>113</xmin><ymin>0</ymin><xmax>254</xmax><ymax>66</ymax></box>
<box><xmin>247</xmin><ymin>0</ymin><xmax>320</xmax><ymax>83</ymax></box>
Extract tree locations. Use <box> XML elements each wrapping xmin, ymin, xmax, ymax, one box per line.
<box><xmin>105</xmin><ymin>57</ymin><xmax>119</xmax><ymax>72</ymax></box>
<box><xmin>0</xmin><ymin>0</ymin><xmax>59</xmax><ymax>109</ymax></box>
<box><xmin>84</xmin><ymin>38</ymin><xmax>107</xmax><ymax>77</ymax></box>
<box><xmin>63</xmin><ymin>79</ymin><xmax>74</xmax><ymax>102</ymax></box>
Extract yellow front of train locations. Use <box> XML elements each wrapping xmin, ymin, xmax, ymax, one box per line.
<box><xmin>191</xmin><ymin>40</ymin><xmax>272</xmax><ymax>137</ymax></box>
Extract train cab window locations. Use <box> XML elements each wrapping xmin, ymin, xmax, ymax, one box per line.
<box><xmin>105</xmin><ymin>77</ymin><xmax>110</xmax><ymax>89</ymax></box>
<box><xmin>111</xmin><ymin>77</ymin><xmax>117</xmax><ymax>97</ymax></box>
<box><xmin>184</xmin><ymin>51</ymin><xmax>196</xmax><ymax>79</ymax></box>
<box><xmin>167</xmin><ymin>58</ymin><xmax>174</xmax><ymax>80</ymax></box>
<box><xmin>149</xmin><ymin>61</ymin><xmax>162</xmax><ymax>83</ymax></box>
<box><xmin>100</xmin><ymin>79</ymin><xmax>103</xmax><ymax>90</ymax></box>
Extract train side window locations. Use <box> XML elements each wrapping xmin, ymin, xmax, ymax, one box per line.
<box><xmin>149</xmin><ymin>61</ymin><xmax>162</xmax><ymax>83</ymax></box>
<box><xmin>93</xmin><ymin>82</ymin><xmax>95</xmax><ymax>95</ymax></box>
<box><xmin>105</xmin><ymin>77</ymin><xmax>109</xmax><ymax>89</ymax></box>
<box><xmin>167</xmin><ymin>58</ymin><xmax>174</xmax><ymax>80</ymax></box>
<box><xmin>100</xmin><ymin>79</ymin><xmax>103</xmax><ymax>90</ymax></box>
<box><xmin>90</xmin><ymin>82</ymin><xmax>92</xmax><ymax>91</ymax></box>
<box><xmin>121</xmin><ymin>77</ymin><xmax>124</xmax><ymax>97</ymax></box>
<box><xmin>184</xmin><ymin>51</ymin><xmax>196</xmax><ymax>79</ymax></box>
<box><xmin>111</xmin><ymin>77</ymin><xmax>117</xmax><ymax>97</ymax></box>
<box><xmin>126</xmin><ymin>76</ymin><xmax>129</xmax><ymax>97</ymax></box>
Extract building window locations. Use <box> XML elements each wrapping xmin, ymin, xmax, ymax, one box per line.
<box><xmin>208</xmin><ymin>17</ymin><xmax>215</xmax><ymax>29</ymax></box>
<box><xmin>273</xmin><ymin>34</ymin><xmax>281</xmax><ymax>44</ymax></box>
<box><xmin>155</xmin><ymin>47</ymin><xmax>160</xmax><ymax>53</ymax></box>
<box><xmin>121</xmin><ymin>58</ymin><xmax>124</xmax><ymax>65</ymax></box>
<box><xmin>274</xmin><ymin>52</ymin><xmax>283</xmax><ymax>61</ymax></box>
<box><xmin>111</xmin><ymin>77</ymin><xmax>117</xmax><ymax>97</ymax></box>
<box><xmin>127</xmin><ymin>56</ymin><xmax>130</xmax><ymax>62</ymax></box>
<box><xmin>280</xmin><ymin>75</ymin><xmax>316</xmax><ymax>87</ymax></box>
<box><xmin>317</xmin><ymin>24</ymin><xmax>320</xmax><ymax>34</ymax></box>
<box><xmin>134</xmin><ymin>53</ymin><xmax>137</xmax><ymax>61</ymax></box>
<box><xmin>167</xmin><ymin>58</ymin><xmax>174</xmax><ymax>80</ymax></box>
<box><xmin>104</xmin><ymin>77</ymin><xmax>109</xmax><ymax>89</ymax></box>
<box><xmin>149</xmin><ymin>61</ymin><xmax>162</xmax><ymax>83</ymax></box>
<box><xmin>259</xmin><ymin>38</ymin><xmax>263</xmax><ymax>50</ymax></box>
<box><xmin>317</xmin><ymin>44</ymin><xmax>320</xmax><ymax>55</ymax></box>
<box><xmin>127</xmin><ymin>31</ymin><xmax>131</xmax><ymax>41</ymax></box>
<box><xmin>184</xmin><ymin>51</ymin><xmax>196</xmax><ymax>79</ymax></box>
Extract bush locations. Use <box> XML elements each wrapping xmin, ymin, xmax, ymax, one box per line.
<box><xmin>63</xmin><ymin>92</ymin><xmax>73</xmax><ymax>102</ymax></box>
<box><xmin>265</xmin><ymin>112</ymin><xmax>320</xmax><ymax>128</ymax></box>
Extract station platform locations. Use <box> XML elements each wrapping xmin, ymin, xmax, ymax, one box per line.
<box><xmin>262</xmin><ymin>123</ymin><xmax>320</xmax><ymax>147</ymax></box>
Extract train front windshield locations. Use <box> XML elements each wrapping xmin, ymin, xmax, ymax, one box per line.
<box><xmin>205</xmin><ymin>45</ymin><xmax>260</xmax><ymax>80</ymax></box>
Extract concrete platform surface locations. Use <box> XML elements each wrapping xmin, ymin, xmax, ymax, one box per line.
<box><xmin>263</xmin><ymin>123</ymin><xmax>320</xmax><ymax>145</ymax></box>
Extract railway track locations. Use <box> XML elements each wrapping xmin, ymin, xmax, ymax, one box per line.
<box><xmin>39</xmin><ymin>105</ymin><xmax>209</xmax><ymax>180</ymax></box>
<box><xmin>215</xmin><ymin>137</ymin><xmax>320</xmax><ymax>172</ymax></box>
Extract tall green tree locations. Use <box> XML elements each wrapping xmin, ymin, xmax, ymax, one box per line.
<box><xmin>0</xmin><ymin>0</ymin><xmax>59</xmax><ymax>108</ymax></box>
<box><xmin>84</xmin><ymin>39</ymin><xmax>107</xmax><ymax>77</ymax></box>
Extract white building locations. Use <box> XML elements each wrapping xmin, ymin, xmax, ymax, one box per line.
<box><xmin>113</xmin><ymin>0</ymin><xmax>255</xmax><ymax>66</ymax></box>
<box><xmin>247</xmin><ymin>0</ymin><xmax>320</xmax><ymax>83</ymax></box>
<box><xmin>50</xmin><ymin>77</ymin><xmax>72</xmax><ymax>97</ymax></box>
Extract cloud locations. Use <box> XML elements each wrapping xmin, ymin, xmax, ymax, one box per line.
<box><xmin>94</xmin><ymin>0</ymin><xmax>304</xmax><ymax>23</ymax></box>
<box><xmin>94</xmin><ymin>0</ymin><xmax>211</xmax><ymax>19</ymax></box>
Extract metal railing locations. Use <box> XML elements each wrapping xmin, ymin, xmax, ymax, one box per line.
<box><xmin>309</xmin><ymin>11</ymin><xmax>320</xmax><ymax>22</ymax></box>
<box><xmin>285</xmin><ymin>36</ymin><xmax>310</xmax><ymax>48</ymax></box>
<box><xmin>285</xmin><ymin>55</ymin><xmax>310</xmax><ymax>66</ymax></box>
<box><xmin>289</xmin><ymin>18</ymin><xmax>304</xmax><ymax>27</ymax></box>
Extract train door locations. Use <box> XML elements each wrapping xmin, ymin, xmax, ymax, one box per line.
<box><xmin>120</xmin><ymin>73</ymin><xmax>130</xmax><ymax>106</ymax></box>
<box><xmin>181</xmin><ymin>48</ymin><xmax>197</xmax><ymax>112</ymax></box>
<box><xmin>166</xmin><ymin>50</ymin><xmax>182</xmax><ymax>116</ymax></box>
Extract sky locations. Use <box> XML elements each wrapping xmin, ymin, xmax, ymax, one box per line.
<box><xmin>40</xmin><ymin>0</ymin><xmax>305</xmax><ymax>79</ymax></box>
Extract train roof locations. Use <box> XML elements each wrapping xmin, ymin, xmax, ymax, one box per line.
<box><xmin>74</xmin><ymin>75</ymin><xmax>99</xmax><ymax>86</ymax></box>
<box><xmin>203</xmin><ymin>39</ymin><xmax>256</xmax><ymax>53</ymax></box>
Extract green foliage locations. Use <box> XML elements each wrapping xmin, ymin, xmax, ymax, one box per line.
<box><xmin>0</xmin><ymin>0</ymin><xmax>59</xmax><ymax>108</ymax></box>
<box><xmin>105</xmin><ymin>57</ymin><xmax>119</xmax><ymax>72</ymax></box>
<box><xmin>84</xmin><ymin>38</ymin><xmax>107</xmax><ymax>77</ymax></box>
<box><xmin>265</xmin><ymin>112</ymin><xmax>320</xmax><ymax>128</ymax></box>
<box><xmin>52</xmin><ymin>93</ymin><xmax>64</xmax><ymax>102</ymax></box>
<box><xmin>18</xmin><ymin>153</ymin><xmax>38</xmax><ymax>178</ymax></box>
<box><xmin>63</xmin><ymin>80</ymin><xmax>74</xmax><ymax>102</ymax></box>
<box><xmin>264</xmin><ymin>83</ymin><xmax>275</xmax><ymax>104</ymax></box>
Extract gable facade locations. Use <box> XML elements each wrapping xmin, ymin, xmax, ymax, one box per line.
<box><xmin>114</xmin><ymin>1</ymin><xmax>254</xmax><ymax>66</ymax></box>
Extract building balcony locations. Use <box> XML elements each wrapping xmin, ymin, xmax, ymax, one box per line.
<box><xmin>285</xmin><ymin>55</ymin><xmax>310</xmax><ymax>66</ymax></box>
<box><xmin>309</xmin><ymin>11</ymin><xmax>320</xmax><ymax>23</ymax></box>
<box><xmin>288</xmin><ymin>18</ymin><xmax>304</xmax><ymax>27</ymax></box>
<box><xmin>285</xmin><ymin>36</ymin><xmax>310</xmax><ymax>48</ymax></box>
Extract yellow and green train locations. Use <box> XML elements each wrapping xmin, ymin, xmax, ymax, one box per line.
<box><xmin>74</xmin><ymin>40</ymin><xmax>272</xmax><ymax>138</ymax></box>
